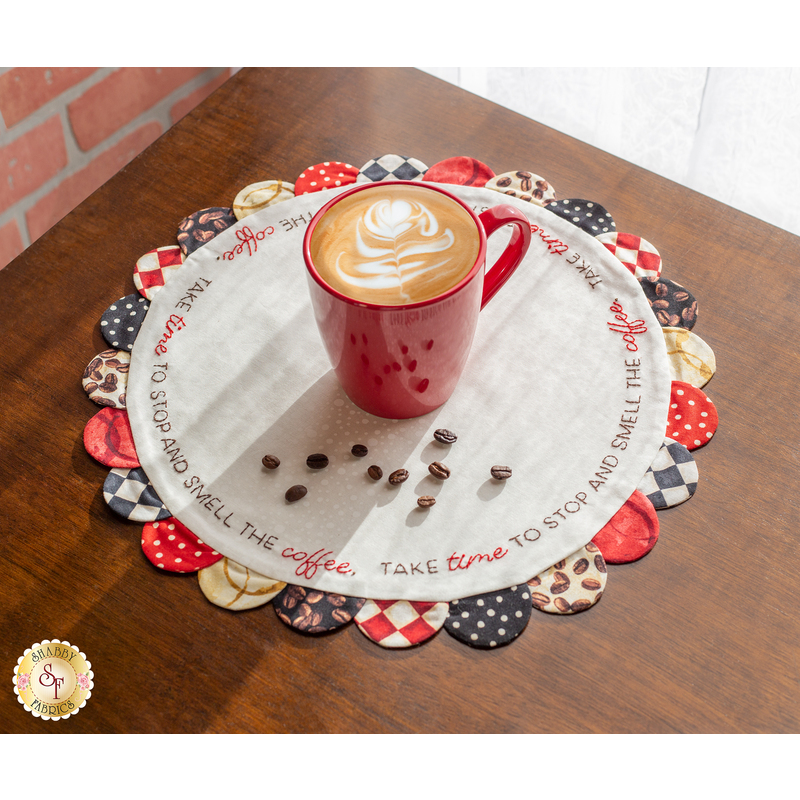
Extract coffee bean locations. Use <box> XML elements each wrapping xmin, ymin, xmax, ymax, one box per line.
<box><xmin>554</xmin><ymin>597</ymin><xmax>572</xmax><ymax>613</ymax></box>
<box><xmin>496</xmin><ymin>176</ymin><xmax>512</xmax><ymax>187</ymax></box>
<box><xmin>351</xmin><ymin>444</ymin><xmax>368</xmax><ymax>457</ymax></box>
<box><xmin>417</xmin><ymin>495</ymin><xmax>436</xmax><ymax>508</ymax></box>
<box><xmin>433</xmin><ymin>428</ymin><xmax>457</xmax><ymax>444</ymax></box>
<box><xmin>571</xmin><ymin>599</ymin><xmax>593</xmax><ymax>613</ymax></box>
<box><xmin>331</xmin><ymin>608</ymin><xmax>353</xmax><ymax>624</ymax></box>
<box><xmin>388</xmin><ymin>469</ymin><xmax>409</xmax><ymax>485</ymax></box>
<box><xmin>261</xmin><ymin>454</ymin><xmax>280</xmax><ymax>469</ymax></box>
<box><xmin>528</xmin><ymin>575</ymin><xmax>541</xmax><ymax>587</ymax></box>
<box><xmin>285</xmin><ymin>485</ymin><xmax>307</xmax><ymax>503</ymax></box>
<box><xmin>594</xmin><ymin>554</ymin><xmax>607</xmax><ymax>573</ymax></box>
<box><xmin>581</xmin><ymin>578</ymin><xmax>602</xmax><ymax>592</ymax></box>
<box><xmin>553</xmin><ymin>559</ymin><xmax>566</xmax><ymax>570</ymax></box>
<box><xmin>491</xmin><ymin>465</ymin><xmax>512</xmax><ymax>480</ymax></box>
<box><xmin>306</xmin><ymin>453</ymin><xmax>329</xmax><ymax>469</ymax></box>
<box><xmin>428</xmin><ymin>461</ymin><xmax>450</xmax><ymax>480</ymax></box>
<box><xmin>573</xmin><ymin>558</ymin><xmax>589</xmax><ymax>575</ymax></box>
<box><xmin>530</xmin><ymin>591</ymin><xmax>551</xmax><ymax>608</ymax></box>
<box><xmin>367</xmin><ymin>465</ymin><xmax>383</xmax><ymax>480</ymax></box>
<box><xmin>519</xmin><ymin>176</ymin><xmax>532</xmax><ymax>192</ymax></box>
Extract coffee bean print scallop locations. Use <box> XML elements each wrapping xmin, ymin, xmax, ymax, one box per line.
<box><xmin>357</xmin><ymin>154</ymin><xmax>429</xmax><ymax>183</ymax></box>
<box><xmin>666</xmin><ymin>381</ymin><xmax>718</xmax><ymax>451</ymax></box>
<box><xmin>273</xmin><ymin>585</ymin><xmax>365</xmax><ymax>633</ymax></box>
<box><xmin>639</xmin><ymin>276</ymin><xmax>698</xmax><ymax>329</ymax></box>
<box><xmin>528</xmin><ymin>544</ymin><xmax>607</xmax><ymax>614</ymax></box>
<box><xmin>177</xmin><ymin>207</ymin><xmax>236</xmax><ymax>256</ymax></box>
<box><xmin>485</xmin><ymin>170</ymin><xmax>556</xmax><ymax>206</ymax></box>
<box><xmin>663</xmin><ymin>327</ymin><xmax>716</xmax><ymax>388</ymax></box>
<box><xmin>100</xmin><ymin>294</ymin><xmax>150</xmax><ymax>352</ymax></box>
<box><xmin>423</xmin><ymin>156</ymin><xmax>495</xmax><ymax>187</ymax></box>
<box><xmin>591</xmin><ymin>490</ymin><xmax>659</xmax><ymax>564</ymax></box>
<box><xmin>544</xmin><ymin>199</ymin><xmax>616</xmax><ymax>236</ymax></box>
<box><xmin>82</xmin><ymin>348</ymin><xmax>130</xmax><ymax>408</ymax></box>
<box><xmin>444</xmin><ymin>585</ymin><xmax>531</xmax><ymax>648</ymax></box>
<box><xmin>637</xmin><ymin>438</ymin><xmax>698</xmax><ymax>510</ymax></box>
<box><xmin>597</xmin><ymin>232</ymin><xmax>662</xmax><ymax>280</ymax></box>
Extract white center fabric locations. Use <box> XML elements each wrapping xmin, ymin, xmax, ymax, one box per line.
<box><xmin>127</xmin><ymin>185</ymin><xmax>670</xmax><ymax>601</ymax></box>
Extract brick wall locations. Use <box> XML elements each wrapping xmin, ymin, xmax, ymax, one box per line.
<box><xmin>0</xmin><ymin>67</ymin><xmax>234</xmax><ymax>271</ymax></box>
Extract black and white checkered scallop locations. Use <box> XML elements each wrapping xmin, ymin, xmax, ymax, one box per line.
<box><xmin>100</xmin><ymin>293</ymin><xmax>150</xmax><ymax>352</ymax></box>
<box><xmin>544</xmin><ymin>198</ymin><xmax>616</xmax><ymax>236</ymax></box>
<box><xmin>357</xmin><ymin>154</ymin><xmax>429</xmax><ymax>183</ymax></box>
<box><xmin>637</xmin><ymin>438</ymin><xmax>698</xmax><ymax>509</ymax></box>
<box><xmin>103</xmin><ymin>467</ymin><xmax>171</xmax><ymax>521</ymax></box>
<box><xmin>445</xmin><ymin>584</ymin><xmax>531</xmax><ymax>647</ymax></box>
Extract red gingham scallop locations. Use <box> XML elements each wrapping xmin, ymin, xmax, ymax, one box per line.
<box><xmin>83</xmin><ymin>407</ymin><xmax>139</xmax><ymax>468</ymax></box>
<box><xmin>133</xmin><ymin>246</ymin><xmax>184</xmax><ymax>299</ymax></box>
<box><xmin>294</xmin><ymin>161</ymin><xmax>359</xmax><ymax>195</ymax></box>
<box><xmin>423</xmin><ymin>156</ymin><xmax>495</xmax><ymax>187</ymax></box>
<box><xmin>355</xmin><ymin>599</ymin><xmax>448</xmax><ymax>648</ymax></box>
<box><xmin>597</xmin><ymin>231</ymin><xmax>662</xmax><ymax>279</ymax></box>
<box><xmin>141</xmin><ymin>518</ymin><xmax>223</xmax><ymax>573</ymax></box>
<box><xmin>666</xmin><ymin>381</ymin><xmax>718</xmax><ymax>450</ymax></box>
<box><xmin>592</xmin><ymin>490</ymin><xmax>659</xmax><ymax>564</ymax></box>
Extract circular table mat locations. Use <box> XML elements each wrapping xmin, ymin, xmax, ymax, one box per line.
<box><xmin>127</xmin><ymin>185</ymin><xmax>671</xmax><ymax>601</ymax></box>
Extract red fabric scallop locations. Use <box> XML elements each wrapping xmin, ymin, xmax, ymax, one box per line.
<box><xmin>597</xmin><ymin>232</ymin><xmax>662</xmax><ymax>279</ymax></box>
<box><xmin>83</xmin><ymin>407</ymin><xmax>139</xmax><ymax>468</ymax></box>
<box><xmin>591</xmin><ymin>490</ymin><xmax>659</xmax><ymax>564</ymax></box>
<box><xmin>666</xmin><ymin>381</ymin><xmax>718</xmax><ymax>450</ymax></box>
<box><xmin>141</xmin><ymin>518</ymin><xmax>223</xmax><ymax>573</ymax></box>
<box><xmin>423</xmin><ymin>156</ymin><xmax>495</xmax><ymax>187</ymax></box>
<box><xmin>294</xmin><ymin>161</ymin><xmax>359</xmax><ymax>195</ymax></box>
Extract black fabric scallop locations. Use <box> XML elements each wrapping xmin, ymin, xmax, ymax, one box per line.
<box><xmin>444</xmin><ymin>584</ymin><xmax>532</xmax><ymax>648</ymax></box>
<box><xmin>639</xmin><ymin>276</ymin><xmax>698</xmax><ymax>329</ymax></box>
<box><xmin>544</xmin><ymin>198</ymin><xmax>616</xmax><ymax>237</ymax></box>
<box><xmin>273</xmin><ymin>585</ymin><xmax>365</xmax><ymax>634</ymax></box>
<box><xmin>100</xmin><ymin>294</ymin><xmax>150</xmax><ymax>352</ymax></box>
<box><xmin>177</xmin><ymin>207</ymin><xmax>236</xmax><ymax>256</ymax></box>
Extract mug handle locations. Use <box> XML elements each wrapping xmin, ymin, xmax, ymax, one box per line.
<box><xmin>478</xmin><ymin>205</ymin><xmax>533</xmax><ymax>309</ymax></box>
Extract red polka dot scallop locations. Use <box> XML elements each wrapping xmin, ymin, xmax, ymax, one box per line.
<box><xmin>294</xmin><ymin>161</ymin><xmax>359</xmax><ymax>195</ymax></box>
<box><xmin>666</xmin><ymin>381</ymin><xmax>718</xmax><ymax>450</ymax></box>
<box><xmin>141</xmin><ymin>518</ymin><xmax>223</xmax><ymax>573</ymax></box>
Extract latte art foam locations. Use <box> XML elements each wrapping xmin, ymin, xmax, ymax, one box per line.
<box><xmin>310</xmin><ymin>185</ymin><xmax>480</xmax><ymax>305</ymax></box>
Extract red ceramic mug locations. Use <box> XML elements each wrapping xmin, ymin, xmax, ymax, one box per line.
<box><xmin>303</xmin><ymin>181</ymin><xmax>532</xmax><ymax>419</ymax></box>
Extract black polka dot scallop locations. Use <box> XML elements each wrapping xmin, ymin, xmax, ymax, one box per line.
<box><xmin>444</xmin><ymin>584</ymin><xmax>532</xmax><ymax>648</ymax></box>
<box><xmin>544</xmin><ymin>198</ymin><xmax>616</xmax><ymax>237</ymax></box>
<box><xmin>100</xmin><ymin>293</ymin><xmax>150</xmax><ymax>351</ymax></box>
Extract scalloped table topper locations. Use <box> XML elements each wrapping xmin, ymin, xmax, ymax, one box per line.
<box><xmin>126</xmin><ymin>184</ymin><xmax>671</xmax><ymax>602</ymax></box>
<box><xmin>82</xmin><ymin>151</ymin><xmax>721</xmax><ymax>652</ymax></box>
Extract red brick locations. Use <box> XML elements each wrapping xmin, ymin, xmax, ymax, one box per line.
<box><xmin>0</xmin><ymin>115</ymin><xmax>67</xmax><ymax>214</ymax></box>
<box><xmin>68</xmin><ymin>67</ymin><xmax>208</xmax><ymax>151</ymax></box>
<box><xmin>26</xmin><ymin>120</ymin><xmax>162</xmax><ymax>242</ymax></box>
<box><xmin>0</xmin><ymin>219</ymin><xmax>25</xmax><ymax>270</ymax></box>
<box><xmin>170</xmin><ymin>70</ymin><xmax>231</xmax><ymax>124</ymax></box>
<box><xmin>0</xmin><ymin>68</ymin><xmax>97</xmax><ymax>128</ymax></box>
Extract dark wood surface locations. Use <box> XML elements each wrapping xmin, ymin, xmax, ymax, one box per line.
<box><xmin>2</xmin><ymin>67</ymin><xmax>798</xmax><ymax>734</ymax></box>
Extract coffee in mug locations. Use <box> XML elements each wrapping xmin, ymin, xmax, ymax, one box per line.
<box><xmin>308</xmin><ymin>183</ymin><xmax>480</xmax><ymax>306</ymax></box>
<box><xmin>304</xmin><ymin>181</ymin><xmax>532</xmax><ymax>418</ymax></box>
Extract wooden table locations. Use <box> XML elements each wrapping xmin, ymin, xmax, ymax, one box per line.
<box><xmin>2</xmin><ymin>67</ymin><xmax>797</xmax><ymax>734</ymax></box>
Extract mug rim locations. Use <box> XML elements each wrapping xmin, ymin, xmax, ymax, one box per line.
<box><xmin>302</xmin><ymin>180</ymin><xmax>488</xmax><ymax>311</ymax></box>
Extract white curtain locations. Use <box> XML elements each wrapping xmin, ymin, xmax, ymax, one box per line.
<box><xmin>421</xmin><ymin>67</ymin><xmax>800</xmax><ymax>237</ymax></box>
